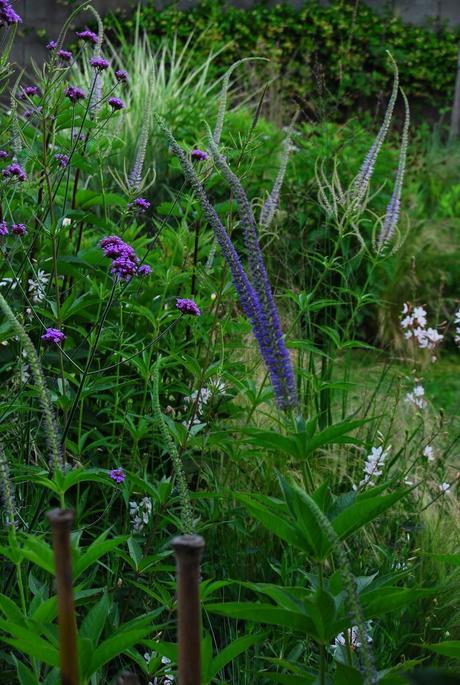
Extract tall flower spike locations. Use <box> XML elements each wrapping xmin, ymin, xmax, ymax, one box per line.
<box><xmin>213</xmin><ymin>58</ymin><xmax>266</xmax><ymax>146</ymax></box>
<box><xmin>88</xmin><ymin>9</ymin><xmax>105</xmax><ymax>115</ymax></box>
<box><xmin>206</xmin><ymin>128</ymin><xmax>297</xmax><ymax>407</ymax></box>
<box><xmin>0</xmin><ymin>293</ymin><xmax>63</xmax><ymax>473</ymax></box>
<box><xmin>351</xmin><ymin>52</ymin><xmax>399</xmax><ymax>208</ymax></box>
<box><xmin>128</xmin><ymin>80</ymin><xmax>152</xmax><ymax>191</ymax></box>
<box><xmin>260</xmin><ymin>113</ymin><xmax>299</xmax><ymax>229</ymax></box>
<box><xmin>152</xmin><ymin>358</ymin><xmax>194</xmax><ymax>534</ymax></box>
<box><xmin>0</xmin><ymin>445</ymin><xmax>17</xmax><ymax>528</ymax></box>
<box><xmin>376</xmin><ymin>88</ymin><xmax>410</xmax><ymax>251</ymax></box>
<box><xmin>156</xmin><ymin>114</ymin><xmax>297</xmax><ymax>409</ymax></box>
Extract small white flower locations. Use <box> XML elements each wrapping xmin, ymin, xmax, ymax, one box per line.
<box><xmin>412</xmin><ymin>306</ymin><xmax>427</xmax><ymax>327</ymax></box>
<box><xmin>405</xmin><ymin>385</ymin><xmax>427</xmax><ymax>409</ymax></box>
<box><xmin>360</xmin><ymin>446</ymin><xmax>388</xmax><ymax>487</ymax></box>
<box><xmin>439</xmin><ymin>482</ymin><xmax>450</xmax><ymax>493</ymax></box>
<box><xmin>334</xmin><ymin>622</ymin><xmax>373</xmax><ymax>650</ymax></box>
<box><xmin>0</xmin><ymin>277</ymin><xmax>18</xmax><ymax>289</ymax></box>
<box><xmin>62</xmin><ymin>217</ymin><xmax>71</xmax><ymax>227</ymax></box>
<box><xmin>422</xmin><ymin>445</ymin><xmax>434</xmax><ymax>462</ymax></box>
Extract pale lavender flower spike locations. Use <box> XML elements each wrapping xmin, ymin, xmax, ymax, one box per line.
<box><xmin>377</xmin><ymin>89</ymin><xmax>410</xmax><ymax>250</ymax></box>
<box><xmin>260</xmin><ymin>112</ymin><xmax>298</xmax><ymax>229</ymax></box>
<box><xmin>351</xmin><ymin>52</ymin><xmax>399</xmax><ymax>207</ymax></box>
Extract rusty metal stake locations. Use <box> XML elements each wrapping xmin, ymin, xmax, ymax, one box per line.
<box><xmin>48</xmin><ymin>509</ymin><xmax>79</xmax><ymax>685</ymax></box>
<box><xmin>172</xmin><ymin>534</ymin><xmax>205</xmax><ymax>685</ymax></box>
<box><xmin>117</xmin><ymin>672</ymin><xmax>141</xmax><ymax>685</ymax></box>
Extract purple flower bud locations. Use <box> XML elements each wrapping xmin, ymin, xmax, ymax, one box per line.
<box><xmin>3</xmin><ymin>162</ymin><xmax>27</xmax><ymax>181</ymax></box>
<box><xmin>90</xmin><ymin>56</ymin><xmax>110</xmax><ymax>71</ymax></box>
<box><xmin>138</xmin><ymin>264</ymin><xmax>152</xmax><ymax>277</ymax></box>
<box><xmin>115</xmin><ymin>69</ymin><xmax>128</xmax><ymax>83</ymax></box>
<box><xmin>76</xmin><ymin>29</ymin><xmax>98</xmax><ymax>45</ymax></box>
<box><xmin>65</xmin><ymin>85</ymin><xmax>86</xmax><ymax>103</ymax></box>
<box><xmin>176</xmin><ymin>298</ymin><xmax>201</xmax><ymax>316</ymax></box>
<box><xmin>46</xmin><ymin>40</ymin><xmax>57</xmax><ymax>51</ymax></box>
<box><xmin>191</xmin><ymin>148</ymin><xmax>209</xmax><ymax>162</ymax></box>
<box><xmin>0</xmin><ymin>221</ymin><xmax>8</xmax><ymax>236</ymax></box>
<box><xmin>55</xmin><ymin>153</ymin><xmax>69</xmax><ymax>168</ymax></box>
<box><xmin>58</xmin><ymin>49</ymin><xmax>73</xmax><ymax>62</ymax></box>
<box><xmin>12</xmin><ymin>223</ymin><xmax>27</xmax><ymax>236</ymax></box>
<box><xmin>41</xmin><ymin>328</ymin><xmax>66</xmax><ymax>345</ymax></box>
<box><xmin>0</xmin><ymin>150</ymin><xmax>9</xmax><ymax>159</ymax></box>
<box><xmin>109</xmin><ymin>467</ymin><xmax>125</xmax><ymax>483</ymax></box>
<box><xmin>108</xmin><ymin>97</ymin><xmax>125</xmax><ymax>111</ymax></box>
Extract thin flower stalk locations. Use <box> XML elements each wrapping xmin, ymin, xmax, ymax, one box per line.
<box><xmin>0</xmin><ymin>293</ymin><xmax>63</xmax><ymax>473</ymax></box>
<box><xmin>128</xmin><ymin>79</ymin><xmax>152</xmax><ymax>191</ymax></box>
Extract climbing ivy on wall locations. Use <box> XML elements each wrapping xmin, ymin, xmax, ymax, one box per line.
<box><xmin>102</xmin><ymin>0</ymin><xmax>459</xmax><ymax>119</ymax></box>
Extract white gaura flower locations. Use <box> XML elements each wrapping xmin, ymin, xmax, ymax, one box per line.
<box><xmin>405</xmin><ymin>385</ymin><xmax>427</xmax><ymax>409</ymax></box>
<box><xmin>422</xmin><ymin>445</ymin><xmax>434</xmax><ymax>462</ymax></box>
<box><xmin>28</xmin><ymin>269</ymin><xmax>49</xmax><ymax>303</ymax></box>
<box><xmin>412</xmin><ymin>306</ymin><xmax>427</xmax><ymax>327</ymax></box>
<box><xmin>334</xmin><ymin>622</ymin><xmax>373</xmax><ymax>650</ymax></box>
<box><xmin>360</xmin><ymin>445</ymin><xmax>389</xmax><ymax>487</ymax></box>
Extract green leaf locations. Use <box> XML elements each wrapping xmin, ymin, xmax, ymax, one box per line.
<box><xmin>13</xmin><ymin>656</ymin><xmax>37</xmax><ymax>685</ymax></box>
<box><xmin>79</xmin><ymin>592</ymin><xmax>110</xmax><ymax>644</ymax></box>
<box><xmin>235</xmin><ymin>494</ymin><xmax>306</xmax><ymax>551</ymax></box>
<box><xmin>332</xmin><ymin>488</ymin><xmax>408</xmax><ymax>540</ymax></box>
<box><xmin>303</xmin><ymin>588</ymin><xmax>337</xmax><ymax>643</ymax></box>
<box><xmin>127</xmin><ymin>537</ymin><xmax>143</xmax><ymax>571</ymax></box>
<box><xmin>335</xmin><ymin>662</ymin><xmax>364</xmax><ymax>685</ymax></box>
<box><xmin>424</xmin><ymin>641</ymin><xmax>460</xmax><ymax>659</ymax></box>
<box><xmin>90</xmin><ymin>628</ymin><xmax>152</xmax><ymax>673</ymax></box>
<box><xmin>74</xmin><ymin>534</ymin><xmax>128</xmax><ymax>579</ymax></box>
<box><xmin>20</xmin><ymin>536</ymin><xmax>54</xmax><ymax>574</ymax></box>
<box><xmin>0</xmin><ymin>593</ymin><xmax>27</xmax><ymax>626</ymax></box>
<box><xmin>209</xmin><ymin>633</ymin><xmax>265</xmax><ymax>680</ymax></box>
<box><xmin>206</xmin><ymin>602</ymin><xmax>315</xmax><ymax>634</ymax></box>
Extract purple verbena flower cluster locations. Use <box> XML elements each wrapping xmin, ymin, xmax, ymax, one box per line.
<box><xmin>0</xmin><ymin>221</ymin><xmax>8</xmax><ymax>235</ymax></box>
<box><xmin>90</xmin><ymin>56</ymin><xmax>110</xmax><ymax>71</ymax></box>
<box><xmin>0</xmin><ymin>0</ymin><xmax>22</xmax><ymax>26</ymax></box>
<box><xmin>109</xmin><ymin>467</ymin><xmax>125</xmax><ymax>483</ymax></box>
<box><xmin>12</xmin><ymin>223</ymin><xmax>27</xmax><ymax>236</ymax></box>
<box><xmin>115</xmin><ymin>69</ymin><xmax>128</xmax><ymax>83</ymax></box>
<box><xmin>55</xmin><ymin>153</ymin><xmax>69</xmax><ymax>168</ymax></box>
<box><xmin>41</xmin><ymin>328</ymin><xmax>66</xmax><ymax>345</ymax></box>
<box><xmin>176</xmin><ymin>298</ymin><xmax>201</xmax><ymax>316</ymax></box>
<box><xmin>191</xmin><ymin>148</ymin><xmax>209</xmax><ymax>162</ymax></box>
<box><xmin>0</xmin><ymin>150</ymin><xmax>9</xmax><ymax>159</ymax></box>
<box><xmin>128</xmin><ymin>197</ymin><xmax>150</xmax><ymax>212</ymax></box>
<box><xmin>18</xmin><ymin>85</ymin><xmax>41</xmax><ymax>100</ymax></box>
<box><xmin>100</xmin><ymin>235</ymin><xmax>151</xmax><ymax>282</ymax></box>
<box><xmin>3</xmin><ymin>162</ymin><xmax>26</xmax><ymax>181</ymax></box>
<box><xmin>58</xmin><ymin>49</ymin><xmax>73</xmax><ymax>62</ymax></box>
<box><xmin>65</xmin><ymin>86</ymin><xmax>86</xmax><ymax>103</ymax></box>
<box><xmin>108</xmin><ymin>97</ymin><xmax>125</xmax><ymax>111</ymax></box>
<box><xmin>46</xmin><ymin>40</ymin><xmax>57</xmax><ymax>51</ymax></box>
<box><xmin>76</xmin><ymin>28</ymin><xmax>98</xmax><ymax>44</ymax></box>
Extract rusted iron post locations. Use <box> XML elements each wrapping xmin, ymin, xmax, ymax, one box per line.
<box><xmin>48</xmin><ymin>509</ymin><xmax>79</xmax><ymax>685</ymax></box>
<box><xmin>172</xmin><ymin>534</ymin><xmax>205</xmax><ymax>685</ymax></box>
<box><xmin>116</xmin><ymin>672</ymin><xmax>140</xmax><ymax>685</ymax></box>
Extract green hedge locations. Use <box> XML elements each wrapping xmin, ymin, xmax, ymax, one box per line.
<box><xmin>103</xmin><ymin>0</ymin><xmax>459</xmax><ymax>118</ymax></box>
